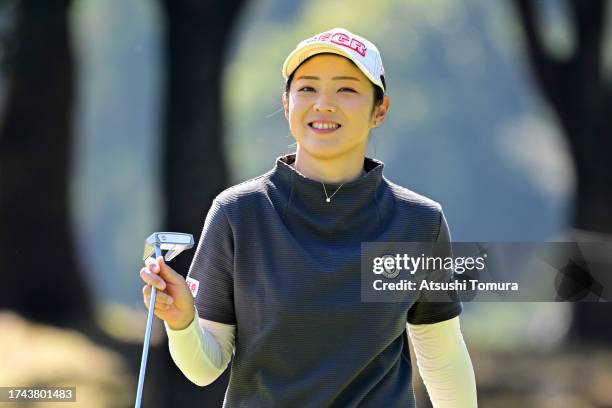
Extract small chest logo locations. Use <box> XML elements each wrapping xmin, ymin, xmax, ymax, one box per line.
<box><xmin>186</xmin><ymin>277</ymin><xmax>200</xmax><ymax>298</ymax></box>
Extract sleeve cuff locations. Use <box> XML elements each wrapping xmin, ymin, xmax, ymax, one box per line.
<box><xmin>164</xmin><ymin>307</ymin><xmax>199</xmax><ymax>338</ymax></box>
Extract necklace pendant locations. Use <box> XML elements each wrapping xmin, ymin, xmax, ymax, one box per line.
<box><xmin>326</xmin><ymin>198</ymin><xmax>331</xmax><ymax>203</ymax></box>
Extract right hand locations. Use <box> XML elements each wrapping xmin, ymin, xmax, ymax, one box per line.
<box><xmin>140</xmin><ymin>256</ymin><xmax>196</xmax><ymax>330</ymax></box>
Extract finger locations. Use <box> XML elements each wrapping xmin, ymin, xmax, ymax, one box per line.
<box><xmin>143</xmin><ymin>285</ymin><xmax>172</xmax><ymax>309</ymax></box>
<box><xmin>154</xmin><ymin>256</ymin><xmax>184</xmax><ymax>284</ymax></box>
<box><xmin>154</xmin><ymin>302</ymin><xmax>170</xmax><ymax>311</ymax></box>
<box><xmin>143</xmin><ymin>285</ymin><xmax>151</xmax><ymax>309</ymax></box>
<box><xmin>140</xmin><ymin>268</ymin><xmax>166</xmax><ymax>290</ymax></box>
<box><xmin>156</xmin><ymin>291</ymin><xmax>174</xmax><ymax>305</ymax></box>
<box><xmin>145</xmin><ymin>257</ymin><xmax>160</xmax><ymax>274</ymax></box>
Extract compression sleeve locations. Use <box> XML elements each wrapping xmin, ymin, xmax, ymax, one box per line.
<box><xmin>164</xmin><ymin>307</ymin><xmax>236</xmax><ymax>386</ymax></box>
<box><xmin>407</xmin><ymin>316</ymin><xmax>477</xmax><ymax>407</ymax></box>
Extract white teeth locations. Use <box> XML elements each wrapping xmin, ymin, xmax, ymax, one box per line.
<box><xmin>311</xmin><ymin>122</ymin><xmax>339</xmax><ymax>129</ymax></box>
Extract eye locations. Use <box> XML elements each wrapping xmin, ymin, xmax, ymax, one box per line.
<box><xmin>298</xmin><ymin>86</ymin><xmax>315</xmax><ymax>92</ymax></box>
<box><xmin>339</xmin><ymin>87</ymin><xmax>357</xmax><ymax>93</ymax></box>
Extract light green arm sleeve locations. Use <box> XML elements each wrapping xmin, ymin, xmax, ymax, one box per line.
<box><xmin>164</xmin><ymin>307</ymin><xmax>236</xmax><ymax>386</ymax></box>
<box><xmin>407</xmin><ymin>316</ymin><xmax>477</xmax><ymax>407</ymax></box>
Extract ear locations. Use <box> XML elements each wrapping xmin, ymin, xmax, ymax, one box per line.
<box><xmin>282</xmin><ymin>93</ymin><xmax>289</xmax><ymax>120</ymax></box>
<box><xmin>370</xmin><ymin>95</ymin><xmax>391</xmax><ymax>128</ymax></box>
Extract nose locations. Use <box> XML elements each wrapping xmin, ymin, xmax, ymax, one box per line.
<box><xmin>314</xmin><ymin>103</ymin><xmax>336</xmax><ymax>113</ymax></box>
<box><xmin>313</xmin><ymin>95</ymin><xmax>336</xmax><ymax>113</ymax></box>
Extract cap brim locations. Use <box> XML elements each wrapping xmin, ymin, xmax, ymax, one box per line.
<box><xmin>282</xmin><ymin>43</ymin><xmax>384</xmax><ymax>92</ymax></box>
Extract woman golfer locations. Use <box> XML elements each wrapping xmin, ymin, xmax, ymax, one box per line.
<box><xmin>141</xmin><ymin>28</ymin><xmax>477</xmax><ymax>407</ymax></box>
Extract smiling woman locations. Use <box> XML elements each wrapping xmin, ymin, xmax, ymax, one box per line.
<box><xmin>281</xmin><ymin>54</ymin><xmax>389</xmax><ymax>183</ymax></box>
<box><xmin>140</xmin><ymin>27</ymin><xmax>478</xmax><ymax>407</ymax></box>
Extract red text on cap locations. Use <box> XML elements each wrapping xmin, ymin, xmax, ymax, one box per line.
<box><xmin>306</xmin><ymin>31</ymin><xmax>367</xmax><ymax>57</ymax></box>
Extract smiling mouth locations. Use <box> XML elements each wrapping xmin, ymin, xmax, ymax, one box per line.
<box><xmin>308</xmin><ymin>122</ymin><xmax>342</xmax><ymax>130</ymax></box>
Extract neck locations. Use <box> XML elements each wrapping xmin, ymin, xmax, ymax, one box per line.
<box><xmin>292</xmin><ymin>148</ymin><xmax>366</xmax><ymax>184</ymax></box>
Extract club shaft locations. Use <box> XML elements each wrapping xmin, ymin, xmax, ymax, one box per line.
<box><xmin>135</xmin><ymin>245</ymin><xmax>162</xmax><ymax>408</ymax></box>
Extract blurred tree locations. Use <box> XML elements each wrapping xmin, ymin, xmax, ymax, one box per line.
<box><xmin>513</xmin><ymin>0</ymin><xmax>612</xmax><ymax>342</ymax></box>
<box><xmin>0</xmin><ymin>0</ymin><xmax>93</xmax><ymax>327</ymax></box>
<box><xmin>148</xmin><ymin>0</ymin><xmax>247</xmax><ymax>406</ymax></box>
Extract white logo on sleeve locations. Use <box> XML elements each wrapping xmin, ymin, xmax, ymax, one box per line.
<box><xmin>186</xmin><ymin>277</ymin><xmax>200</xmax><ymax>298</ymax></box>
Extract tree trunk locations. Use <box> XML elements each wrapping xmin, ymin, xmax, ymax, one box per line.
<box><xmin>0</xmin><ymin>0</ymin><xmax>92</xmax><ymax>327</ymax></box>
<box><xmin>512</xmin><ymin>0</ymin><xmax>612</xmax><ymax>343</ymax></box>
<box><xmin>151</xmin><ymin>0</ymin><xmax>246</xmax><ymax>405</ymax></box>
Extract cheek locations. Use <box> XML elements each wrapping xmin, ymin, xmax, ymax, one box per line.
<box><xmin>342</xmin><ymin>97</ymin><xmax>374</xmax><ymax>118</ymax></box>
<box><xmin>289</xmin><ymin>94</ymin><xmax>308</xmax><ymax>109</ymax></box>
<box><xmin>286</xmin><ymin>108</ymin><xmax>303</xmax><ymax>134</ymax></box>
<box><xmin>349</xmin><ymin>108</ymin><xmax>376</xmax><ymax>127</ymax></box>
<box><xmin>287</xmin><ymin>99</ymin><xmax>308</xmax><ymax>122</ymax></box>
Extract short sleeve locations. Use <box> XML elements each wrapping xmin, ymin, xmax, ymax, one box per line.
<box><xmin>407</xmin><ymin>210</ymin><xmax>462</xmax><ymax>325</ymax></box>
<box><xmin>187</xmin><ymin>199</ymin><xmax>236</xmax><ymax>324</ymax></box>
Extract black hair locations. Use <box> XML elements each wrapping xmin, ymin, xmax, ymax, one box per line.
<box><xmin>283</xmin><ymin>54</ymin><xmax>386</xmax><ymax>115</ymax></box>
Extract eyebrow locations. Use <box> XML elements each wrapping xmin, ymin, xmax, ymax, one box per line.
<box><xmin>295</xmin><ymin>75</ymin><xmax>362</xmax><ymax>82</ymax></box>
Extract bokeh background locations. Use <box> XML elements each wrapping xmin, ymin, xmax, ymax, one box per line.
<box><xmin>1</xmin><ymin>0</ymin><xmax>611</xmax><ymax>407</ymax></box>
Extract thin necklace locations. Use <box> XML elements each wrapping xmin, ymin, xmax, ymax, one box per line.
<box><xmin>322</xmin><ymin>182</ymin><xmax>344</xmax><ymax>203</ymax></box>
<box><xmin>292</xmin><ymin>160</ymin><xmax>353</xmax><ymax>203</ymax></box>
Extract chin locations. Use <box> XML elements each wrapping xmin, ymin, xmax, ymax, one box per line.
<box><xmin>299</xmin><ymin>142</ymin><xmax>361</xmax><ymax>161</ymax></box>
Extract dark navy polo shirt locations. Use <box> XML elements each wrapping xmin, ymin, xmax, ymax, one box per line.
<box><xmin>187</xmin><ymin>154</ymin><xmax>461</xmax><ymax>407</ymax></box>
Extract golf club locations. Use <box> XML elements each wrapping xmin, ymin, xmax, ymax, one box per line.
<box><xmin>135</xmin><ymin>232</ymin><xmax>194</xmax><ymax>408</ymax></box>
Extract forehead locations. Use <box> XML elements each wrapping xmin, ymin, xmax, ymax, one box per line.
<box><xmin>292</xmin><ymin>53</ymin><xmax>368</xmax><ymax>82</ymax></box>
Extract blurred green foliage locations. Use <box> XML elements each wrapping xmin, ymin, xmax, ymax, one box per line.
<box><xmin>65</xmin><ymin>0</ymin><xmax>612</xmax><ymax>347</ymax></box>
<box><xmin>224</xmin><ymin>0</ymin><xmax>573</xmax><ymax>243</ymax></box>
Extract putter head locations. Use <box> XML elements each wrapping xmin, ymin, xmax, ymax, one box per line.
<box><xmin>143</xmin><ymin>232</ymin><xmax>194</xmax><ymax>262</ymax></box>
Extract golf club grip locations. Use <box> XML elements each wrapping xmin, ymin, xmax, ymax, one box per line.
<box><xmin>135</xmin><ymin>245</ymin><xmax>162</xmax><ymax>407</ymax></box>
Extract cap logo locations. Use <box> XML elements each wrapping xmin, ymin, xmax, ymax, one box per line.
<box><xmin>306</xmin><ymin>31</ymin><xmax>367</xmax><ymax>57</ymax></box>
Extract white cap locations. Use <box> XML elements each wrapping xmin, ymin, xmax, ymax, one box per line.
<box><xmin>282</xmin><ymin>28</ymin><xmax>386</xmax><ymax>93</ymax></box>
